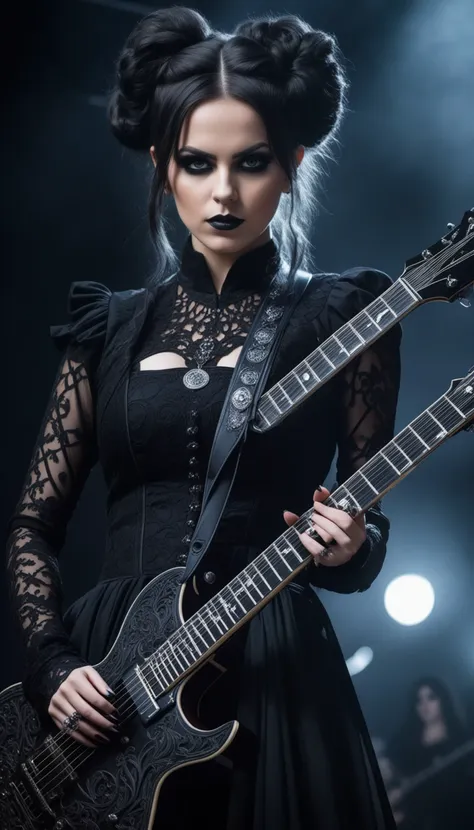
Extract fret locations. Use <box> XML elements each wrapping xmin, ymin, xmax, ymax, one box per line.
<box><xmin>368</xmin><ymin>295</ymin><xmax>397</xmax><ymax>327</ymax></box>
<box><xmin>400</xmin><ymin>276</ymin><xmax>422</xmax><ymax>300</ymax></box>
<box><xmin>258</xmin><ymin>408</ymin><xmax>272</xmax><ymax>427</ymax></box>
<box><xmin>332</xmin><ymin>484</ymin><xmax>362</xmax><ymax>514</ymax></box>
<box><xmin>348</xmin><ymin>322</ymin><xmax>365</xmax><ymax>345</ymax></box>
<box><xmin>334</xmin><ymin>324</ymin><xmax>363</xmax><ymax>356</ymax></box>
<box><xmin>425</xmin><ymin>410</ymin><xmax>448</xmax><ymax>436</ymax></box>
<box><xmin>141</xmin><ymin>663</ymin><xmax>163</xmax><ymax>698</ymax></box>
<box><xmin>365</xmin><ymin>312</ymin><xmax>382</xmax><ymax>332</ymax></box>
<box><xmin>205</xmin><ymin>601</ymin><xmax>227</xmax><ymax>635</ymax></box>
<box><xmin>135</xmin><ymin>667</ymin><xmax>159</xmax><ymax>707</ymax></box>
<box><xmin>182</xmin><ymin>630</ymin><xmax>201</xmax><ymax>659</ymax></box>
<box><xmin>358</xmin><ymin>470</ymin><xmax>379</xmax><ymax>494</ymax></box>
<box><xmin>394</xmin><ymin>427</ymin><xmax>429</xmax><ymax>463</ymax></box>
<box><xmin>332</xmin><ymin>333</ymin><xmax>350</xmax><ymax>357</ymax></box>
<box><xmin>215</xmin><ymin>594</ymin><xmax>239</xmax><ymax>625</ymax></box>
<box><xmin>240</xmin><ymin>571</ymin><xmax>263</xmax><ymax>602</ymax></box>
<box><xmin>173</xmin><ymin>637</ymin><xmax>193</xmax><ymax>668</ymax></box>
<box><xmin>198</xmin><ymin>612</ymin><xmax>218</xmax><ymax>642</ymax></box>
<box><xmin>429</xmin><ymin>397</ymin><xmax>464</xmax><ymax>432</ymax></box>
<box><xmin>390</xmin><ymin>440</ymin><xmax>411</xmax><ymax>466</ymax></box>
<box><xmin>350</xmin><ymin>310</ymin><xmax>379</xmax><ymax>343</ymax></box>
<box><xmin>362</xmin><ymin>454</ymin><xmax>399</xmax><ymax>492</ymax></box>
<box><xmin>320</xmin><ymin>337</ymin><xmax>347</xmax><ymax>369</ymax></box>
<box><xmin>147</xmin><ymin>658</ymin><xmax>168</xmax><ymax>690</ymax></box>
<box><xmin>306</xmin><ymin>350</ymin><xmax>335</xmax><ymax>380</ymax></box>
<box><xmin>344</xmin><ymin>472</ymin><xmax>380</xmax><ymax>511</ymax></box>
<box><xmin>411</xmin><ymin>412</ymin><xmax>447</xmax><ymax>448</ymax></box>
<box><xmin>266</xmin><ymin>391</ymin><xmax>283</xmax><ymax>414</ymax></box>
<box><xmin>251</xmin><ymin>560</ymin><xmax>272</xmax><ymax>591</ymax></box>
<box><xmin>289</xmin><ymin>368</ymin><xmax>312</xmax><ymax>393</ymax></box>
<box><xmin>227</xmin><ymin>584</ymin><xmax>249</xmax><ymax>615</ymax></box>
<box><xmin>277</xmin><ymin>383</ymin><xmax>293</xmax><ymax>406</ymax></box>
<box><xmin>261</xmin><ymin>553</ymin><xmax>285</xmax><ymax>583</ymax></box>
<box><xmin>276</xmin><ymin>533</ymin><xmax>304</xmax><ymax>565</ymax></box>
<box><xmin>169</xmin><ymin>643</ymin><xmax>188</xmax><ymax>673</ymax></box>
<box><xmin>450</xmin><ymin>385</ymin><xmax>474</xmax><ymax>417</ymax></box>
<box><xmin>271</xmin><ymin>545</ymin><xmax>293</xmax><ymax>573</ymax></box>
<box><xmin>408</xmin><ymin>425</ymin><xmax>430</xmax><ymax>450</ymax></box>
<box><xmin>190</xmin><ymin>621</ymin><xmax>211</xmax><ymax>650</ymax></box>
<box><xmin>379</xmin><ymin>449</ymin><xmax>401</xmax><ymax>475</ymax></box>
<box><xmin>155</xmin><ymin>655</ymin><xmax>174</xmax><ymax>686</ymax></box>
<box><xmin>303</xmin><ymin>359</ymin><xmax>319</xmax><ymax>381</ymax></box>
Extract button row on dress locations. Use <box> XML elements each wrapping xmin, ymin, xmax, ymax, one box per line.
<box><xmin>176</xmin><ymin>408</ymin><xmax>204</xmax><ymax>566</ymax></box>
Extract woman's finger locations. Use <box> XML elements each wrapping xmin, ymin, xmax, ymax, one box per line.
<box><xmin>83</xmin><ymin>666</ymin><xmax>115</xmax><ymax>699</ymax></box>
<box><xmin>49</xmin><ymin>702</ymin><xmax>103</xmax><ymax>748</ymax></box>
<box><xmin>69</xmin><ymin>674</ymin><xmax>118</xmax><ymax>718</ymax></box>
<box><xmin>66</xmin><ymin>689</ymin><xmax>119</xmax><ymax>734</ymax></box>
<box><xmin>310</xmin><ymin>513</ymin><xmax>351</xmax><ymax>548</ymax></box>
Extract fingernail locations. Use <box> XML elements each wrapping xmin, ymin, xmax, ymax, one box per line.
<box><xmin>108</xmin><ymin>714</ymin><xmax>120</xmax><ymax>724</ymax></box>
<box><xmin>316</xmin><ymin>485</ymin><xmax>323</xmax><ymax>491</ymax></box>
<box><xmin>105</xmin><ymin>688</ymin><xmax>115</xmax><ymax>698</ymax></box>
<box><xmin>95</xmin><ymin>734</ymin><xmax>110</xmax><ymax>744</ymax></box>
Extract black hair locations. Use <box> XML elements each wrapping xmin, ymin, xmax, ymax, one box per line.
<box><xmin>396</xmin><ymin>676</ymin><xmax>466</xmax><ymax>758</ymax></box>
<box><xmin>107</xmin><ymin>7</ymin><xmax>347</xmax><ymax>281</ymax></box>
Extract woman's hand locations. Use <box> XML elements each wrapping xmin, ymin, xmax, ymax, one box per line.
<box><xmin>283</xmin><ymin>485</ymin><xmax>366</xmax><ymax>567</ymax></box>
<box><xmin>48</xmin><ymin>666</ymin><xmax>120</xmax><ymax>748</ymax></box>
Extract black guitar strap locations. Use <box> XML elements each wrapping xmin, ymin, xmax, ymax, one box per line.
<box><xmin>181</xmin><ymin>267</ymin><xmax>311</xmax><ymax>584</ymax></box>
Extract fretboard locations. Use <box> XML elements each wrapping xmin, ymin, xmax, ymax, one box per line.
<box><xmin>137</xmin><ymin>370</ymin><xmax>474</xmax><ymax>701</ymax></box>
<box><xmin>254</xmin><ymin>277</ymin><xmax>419</xmax><ymax>432</ymax></box>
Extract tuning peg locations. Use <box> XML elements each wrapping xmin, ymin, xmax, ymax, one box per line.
<box><xmin>447</xmin><ymin>222</ymin><xmax>456</xmax><ymax>230</ymax></box>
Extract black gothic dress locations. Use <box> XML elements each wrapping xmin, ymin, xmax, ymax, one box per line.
<box><xmin>6</xmin><ymin>238</ymin><xmax>401</xmax><ymax>829</ymax></box>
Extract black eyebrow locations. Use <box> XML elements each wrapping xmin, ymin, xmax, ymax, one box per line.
<box><xmin>177</xmin><ymin>142</ymin><xmax>271</xmax><ymax>161</ymax></box>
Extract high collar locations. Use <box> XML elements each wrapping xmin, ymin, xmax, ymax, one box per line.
<box><xmin>178</xmin><ymin>236</ymin><xmax>280</xmax><ymax>304</ymax></box>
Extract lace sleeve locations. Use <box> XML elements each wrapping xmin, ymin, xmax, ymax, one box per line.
<box><xmin>311</xmin><ymin>332</ymin><xmax>401</xmax><ymax>594</ymax></box>
<box><xmin>6</xmin><ymin>351</ymin><xmax>98</xmax><ymax>717</ymax></box>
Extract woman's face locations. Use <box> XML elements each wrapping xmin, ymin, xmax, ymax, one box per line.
<box><xmin>416</xmin><ymin>685</ymin><xmax>443</xmax><ymax>724</ymax></box>
<box><xmin>164</xmin><ymin>97</ymin><xmax>299</xmax><ymax>258</ymax></box>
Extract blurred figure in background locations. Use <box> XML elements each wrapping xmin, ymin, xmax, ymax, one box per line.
<box><xmin>388</xmin><ymin>676</ymin><xmax>474</xmax><ymax>829</ymax></box>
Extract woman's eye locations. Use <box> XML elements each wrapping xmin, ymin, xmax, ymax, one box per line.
<box><xmin>241</xmin><ymin>155</ymin><xmax>272</xmax><ymax>172</ymax></box>
<box><xmin>182</xmin><ymin>159</ymin><xmax>211</xmax><ymax>174</ymax></box>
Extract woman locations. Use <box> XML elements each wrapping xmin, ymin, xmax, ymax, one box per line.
<box><xmin>388</xmin><ymin>677</ymin><xmax>474</xmax><ymax>829</ymax></box>
<box><xmin>6</xmin><ymin>8</ymin><xmax>401</xmax><ymax>829</ymax></box>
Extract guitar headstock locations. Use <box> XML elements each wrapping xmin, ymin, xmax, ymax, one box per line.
<box><xmin>403</xmin><ymin>208</ymin><xmax>474</xmax><ymax>302</ymax></box>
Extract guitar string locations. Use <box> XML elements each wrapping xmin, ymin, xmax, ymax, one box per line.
<box><xmin>28</xmin><ymin>379</ymin><xmax>474</xmax><ymax>794</ymax></box>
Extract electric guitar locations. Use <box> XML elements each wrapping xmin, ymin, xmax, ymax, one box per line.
<box><xmin>254</xmin><ymin>208</ymin><xmax>474</xmax><ymax>431</ymax></box>
<box><xmin>1</xmin><ymin>361</ymin><xmax>473</xmax><ymax>829</ymax></box>
<box><xmin>397</xmin><ymin>737</ymin><xmax>474</xmax><ymax>801</ymax></box>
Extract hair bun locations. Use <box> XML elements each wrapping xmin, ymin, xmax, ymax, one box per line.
<box><xmin>108</xmin><ymin>7</ymin><xmax>211</xmax><ymax>150</ymax></box>
<box><xmin>235</xmin><ymin>16</ymin><xmax>346</xmax><ymax>147</ymax></box>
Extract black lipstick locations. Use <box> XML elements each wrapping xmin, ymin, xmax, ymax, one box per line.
<box><xmin>206</xmin><ymin>214</ymin><xmax>245</xmax><ymax>231</ymax></box>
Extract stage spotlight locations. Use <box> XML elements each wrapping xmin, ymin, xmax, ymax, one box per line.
<box><xmin>346</xmin><ymin>646</ymin><xmax>374</xmax><ymax>677</ymax></box>
<box><xmin>384</xmin><ymin>574</ymin><xmax>435</xmax><ymax>626</ymax></box>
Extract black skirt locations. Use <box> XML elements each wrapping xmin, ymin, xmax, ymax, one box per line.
<box><xmin>64</xmin><ymin>574</ymin><xmax>396</xmax><ymax>830</ymax></box>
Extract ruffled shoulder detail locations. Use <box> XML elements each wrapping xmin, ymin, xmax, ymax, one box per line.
<box><xmin>50</xmin><ymin>281</ymin><xmax>112</xmax><ymax>352</ymax></box>
<box><xmin>317</xmin><ymin>267</ymin><xmax>395</xmax><ymax>337</ymax></box>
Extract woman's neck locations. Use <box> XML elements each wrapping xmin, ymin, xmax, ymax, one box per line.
<box><xmin>190</xmin><ymin>230</ymin><xmax>272</xmax><ymax>294</ymax></box>
<box><xmin>421</xmin><ymin>720</ymin><xmax>448</xmax><ymax>746</ymax></box>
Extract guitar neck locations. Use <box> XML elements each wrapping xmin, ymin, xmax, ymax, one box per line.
<box><xmin>401</xmin><ymin>737</ymin><xmax>474</xmax><ymax>798</ymax></box>
<box><xmin>254</xmin><ymin>276</ymin><xmax>420</xmax><ymax>432</ymax></box>
<box><xmin>138</xmin><ymin>371</ymin><xmax>474</xmax><ymax>699</ymax></box>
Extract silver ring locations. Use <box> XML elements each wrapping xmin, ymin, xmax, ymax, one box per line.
<box><xmin>307</xmin><ymin>527</ymin><xmax>335</xmax><ymax>558</ymax></box>
<box><xmin>63</xmin><ymin>711</ymin><xmax>81</xmax><ymax>733</ymax></box>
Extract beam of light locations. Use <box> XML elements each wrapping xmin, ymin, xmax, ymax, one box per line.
<box><xmin>346</xmin><ymin>646</ymin><xmax>373</xmax><ymax>677</ymax></box>
<box><xmin>384</xmin><ymin>574</ymin><xmax>435</xmax><ymax>626</ymax></box>
<box><xmin>75</xmin><ymin>0</ymin><xmax>155</xmax><ymax>15</ymax></box>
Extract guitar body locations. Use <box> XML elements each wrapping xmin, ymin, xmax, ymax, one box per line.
<box><xmin>0</xmin><ymin>569</ymin><xmax>239</xmax><ymax>830</ymax></box>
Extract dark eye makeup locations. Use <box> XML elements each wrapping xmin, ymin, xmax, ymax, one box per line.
<box><xmin>176</xmin><ymin>152</ymin><xmax>273</xmax><ymax>175</ymax></box>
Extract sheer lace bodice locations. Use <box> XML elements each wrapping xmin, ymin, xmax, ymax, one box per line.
<box><xmin>6</xmin><ymin>240</ymin><xmax>401</xmax><ymax>717</ymax></box>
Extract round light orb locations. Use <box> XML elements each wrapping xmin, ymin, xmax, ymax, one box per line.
<box><xmin>384</xmin><ymin>574</ymin><xmax>435</xmax><ymax>626</ymax></box>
